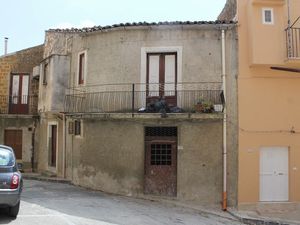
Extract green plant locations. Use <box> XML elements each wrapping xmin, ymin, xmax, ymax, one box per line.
<box><xmin>194</xmin><ymin>98</ymin><xmax>214</xmax><ymax>113</ymax></box>
<box><xmin>201</xmin><ymin>100</ymin><xmax>214</xmax><ymax>113</ymax></box>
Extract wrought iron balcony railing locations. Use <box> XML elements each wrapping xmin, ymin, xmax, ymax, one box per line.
<box><xmin>0</xmin><ymin>95</ymin><xmax>38</xmax><ymax>115</ymax></box>
<box><xmin>64</xmin><ymin>82</ymin><xmax>223</xmax><ymax>114</ymax></box>
<box><xmin>286</xmin><ymin>17</ymin><xmax>300</xmax><ymax>59</ymax></box>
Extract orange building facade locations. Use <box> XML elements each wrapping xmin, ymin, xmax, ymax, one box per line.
<box><xmin>237</xmin><ymin>0</ymin><xmax>300</xmax><ymax>207</ymax></box>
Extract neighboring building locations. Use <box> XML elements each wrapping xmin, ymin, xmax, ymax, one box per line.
<box><xmin>218</xmin><ymin>0</ymin><xmax>236</xmax><ymax>21</ymax></box>
<box><xmin>0</xmin><ymin>45</ymin><xmax>43</xmax><ymax>171</ymax></box>
<box><xmin>221</xmin><ymin>0</ymin><xmax>300</xmax><ymax>209</ymax></box>
<box><xmin>37</xmin><ymin>21</ymin><xmax>238</xmax><ymax>206</ymax></box>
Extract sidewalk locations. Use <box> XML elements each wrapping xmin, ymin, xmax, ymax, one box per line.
<box><xmin>228</xmin><ymin>203</ymin><xmax>300</xmax><ymax>225</ymax></box>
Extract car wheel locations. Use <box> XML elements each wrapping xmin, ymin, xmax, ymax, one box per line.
<box><xmin>9</xmin><ymin>201</ymin><xmax>20</xmax><ymax>218</ymax></box>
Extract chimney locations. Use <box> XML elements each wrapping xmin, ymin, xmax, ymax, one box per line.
<box><xmin>4</xmin><ymin>37</ymin><xmax>8</xmax><ymax>55</ymax></box>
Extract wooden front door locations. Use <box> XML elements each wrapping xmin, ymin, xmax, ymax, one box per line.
<box><xmin>9</xmin><ymin>74</ymin><xmax>30</xmax><ymax>114</ymax></box>
<box><xmin>146</xmin><ymin>53</ymin><xmax>177</xmax><ymax>107</ymax></box>
<box><xmin>4</xmin><ymin>130</ymin><xmax>22</xmax><ymax>160</ymax></box>
<box><xmin>144</xmin><ymin>127</ymin><xmax>177</xmax><ymax>197</ymax></box>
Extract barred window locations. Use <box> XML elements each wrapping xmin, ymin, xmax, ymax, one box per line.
<box><xmin>151</xmin><ymin>144</ymin><xmax>172</xmax><ymax>165</ymax></box>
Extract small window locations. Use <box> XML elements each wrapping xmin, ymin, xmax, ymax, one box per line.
<box><xmin>151</xmin><ymin>144</ymin><xmax>172</xmax><ymax>165</ymax></box>
<box><xmin>74</xmin><ymin>120</ymin><xmax>81</xmax><ymax>136</ymax></box>
<box><xmin>43</xmin><ymin>63</ymin><xmax>48</xmax><ymax>85</ymax></box>
<box><xmin>262</xmin><ymin>8</ymin><xmax>274</xmax><ymax>25</ymax></box>
<box><xmin>78</xmin><ymin>53</ymin><xmax>85</xmax><ymax>85</ymax></box>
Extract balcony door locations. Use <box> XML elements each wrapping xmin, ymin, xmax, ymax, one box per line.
<box><xmin>146</xmin><ymin>53</ymin><xmax>177</xmax><ymax>107</ymax></box>
<box><xmin>9</xmin><ymin>74</ymin><xmax>29</xmax><ymax>114</ymax></box>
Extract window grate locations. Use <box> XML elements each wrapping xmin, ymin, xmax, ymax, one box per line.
<box><xmin>151</xmin><ymin>144</ymin><xmax>172</xmax><ymax>165</ymax></box>
<box><xmin>145</xmin><ymin>127</ymin><xmax>177</xmax><ymax>137</ymax></box>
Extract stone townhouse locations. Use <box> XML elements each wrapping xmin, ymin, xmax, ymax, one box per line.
<box><xmin>0</xmin><ymin>45</ymin><xmax>43</xmax><ymax>171</ymax></box>
<box><xmin>37</xmin><ymin>21</ymin><xmax>238</xmax><ymax>207</ymax></box>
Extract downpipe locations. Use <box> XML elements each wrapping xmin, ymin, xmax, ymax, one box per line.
<box><xmin>221</xmin><ymin>29</ymin><xmax>227</xmax><ymax>211</ymax></box>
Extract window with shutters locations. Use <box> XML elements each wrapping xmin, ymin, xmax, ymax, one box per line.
<box><xmin>78</xmin><ymin>51</ymin><xmax>87</xmax><ymax>85</ymax></box>
<box><xmin>74</xmin><ymin>120</ymin><xmax>81</xmax><ymax>136</ymax></box>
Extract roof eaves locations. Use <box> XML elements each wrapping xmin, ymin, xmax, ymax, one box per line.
<box><xmin>46</xmin><ymin>20</ymin><xmax>237</xmax><ymax>34</ymax></box>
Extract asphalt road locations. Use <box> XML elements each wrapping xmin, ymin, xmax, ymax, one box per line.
<box><xmin>0</xmin><ymin>180</ymin><xmax>243</xmax><ymax>225</ymax></box>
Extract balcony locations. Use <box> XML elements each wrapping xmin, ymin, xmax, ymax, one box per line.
<box><xmin>64</xmin><ymin>82</ymin><xmax>223</xmax><ymax>115</ymax></box>
<box><xmin>0</xmin><ymin>95</ymin><xmax>38</xmax><ymax>115</ymax></box>
<box><xmin>286</xmin><ymin>17</ymin><xmax>300</xmax><ymax>60</ymax></box>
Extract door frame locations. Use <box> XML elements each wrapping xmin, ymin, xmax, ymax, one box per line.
<box><xmin>144</xmin><ymin>127</ymin><xmax>178</xmax><ymax>197</ymax></box>
<box><xmin>9</xmin><ymin>73</ymin><xmax>30</xmax><ymax>114</ymax></box>
<box><xmin>140</xmin><ymin>47</ymin><xmax>182</xmax><ymax>107</ymax></box>
<box><xmin>47</xmin><ymin>122</ymin><xmax>58</xmax><ymax>171</ymax></box>
<box><xmin>146</xmin><ymin>52</ymin><xmax>178</xmax><ymax>106</ymax></box>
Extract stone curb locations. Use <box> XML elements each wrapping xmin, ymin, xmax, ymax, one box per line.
<box><xmin>227</xmin><ymin>210</ymin><xmax>300</xmax><ymax>225</ymax></box>
<box><xmin>22</xmin><ymin>174</ymin><xmax>71</xmax><ymax>184</ymax></box>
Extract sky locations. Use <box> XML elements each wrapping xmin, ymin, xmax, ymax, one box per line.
<box><xmin>0</xmin><ymin>0</ymin><xmax>226</xmax><ymax>54</ymax></box>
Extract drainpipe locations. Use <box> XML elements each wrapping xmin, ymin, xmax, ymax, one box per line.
<box><xmin>287</xmin><ymin>0</ymin><xmax>292</xmax><ymax>58</ymax></box>
<box><xmin>58</xmin><ymin>112</ymin><xmax>66</xmax><ymax>178</ymax></box>
<box><xmin>221</xmin><ymin>29</ymin><xmax>227</xmax><ymax>211</ymax></box>
<box><xmin>62</xmin><ymin>112</ymin><xmax>66</xmax><ymax>178</ymax></box>
<box><xmin>31</xmin><ymin>119</ymin><xmax>37</xmax><ymax>172</ymax></box>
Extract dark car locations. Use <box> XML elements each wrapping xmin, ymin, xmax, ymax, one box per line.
<box><xmin>0</xmin><ymin>145</ymin><xmax>23</xmax><ymax>217</ymax></box>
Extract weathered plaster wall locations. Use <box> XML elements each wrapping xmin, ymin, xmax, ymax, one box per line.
<box><xmin>67</xmin><ymin>25</ymin><xmax>234</xmax><ymax>88</ymax></box>
<box><xmin>66</xmin><ymin>117</ymin><xmax>236</xmax><ymax>204</ymax></box>
<box><xmin>38</xmin><ymin>55</ymin><xmax>70</xmax><ymax>113</ymax></box>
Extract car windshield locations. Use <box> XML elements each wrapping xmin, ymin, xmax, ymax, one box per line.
<box><xmin>0</xmin><ymin>148</ymin><xmax>15</xmax><ymax>167</ymax></box>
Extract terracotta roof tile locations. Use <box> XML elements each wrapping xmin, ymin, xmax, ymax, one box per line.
<box><xmin>47</xmin><ymin>20</ymin><xmax>236</xmax><ymax>33</ymax></box>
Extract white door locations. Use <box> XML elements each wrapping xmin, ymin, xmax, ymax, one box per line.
<box><xmin>260</xmin><ymin>147</ymin><xmax>289</xmax><ymax>201</ymax></box>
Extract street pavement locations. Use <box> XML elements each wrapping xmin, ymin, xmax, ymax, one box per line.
<box><xmin>0</xmin><ymin>180</ymin><xmax>244</xmax><ymax>225</ymax></box>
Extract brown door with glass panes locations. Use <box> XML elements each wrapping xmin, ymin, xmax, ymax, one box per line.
<box><xmin>9</xmin><ymin>74</ymin><xmax>30</xmax><ymax>114</ymax></box>
<box><xmin>144</xmin><ymin>127</ymin><xmax>177</xmax><ymax>197</ymax></box>
<box><xmin>146</xmin><ymin>53</ymin><xmax>177</xmax><ymax>107</ymax></box>
<box><xmin>4</xmin><ymin>130</ymin><xmax>22</xmax><ymax>160</ymax></box>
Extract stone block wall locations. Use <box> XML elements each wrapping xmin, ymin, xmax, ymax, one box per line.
<box><xmin>0</xmin><ymin>45</ymin><xmax>43</xmax><ymax>113</ymax></box>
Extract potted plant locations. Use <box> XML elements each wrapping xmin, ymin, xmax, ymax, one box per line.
<box><xmin>201</xmin><ymin>100</ymin><xmax>214</xmax><ymax>113</ymax></box>
<box><xmin>194</xmin><ymin>98</ymin><xmax>214</xmax><ymax>113</ymax></box>
<box><xmin>194</xmin><ymin>98</ymin><xmax>204</xmax><ymax>112</ymax></box>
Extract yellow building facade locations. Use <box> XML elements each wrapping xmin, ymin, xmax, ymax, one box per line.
<box><xmin>237</xmin><ymin>0</ymin><xmax>300</xmax><ymax>207</ymax></box>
